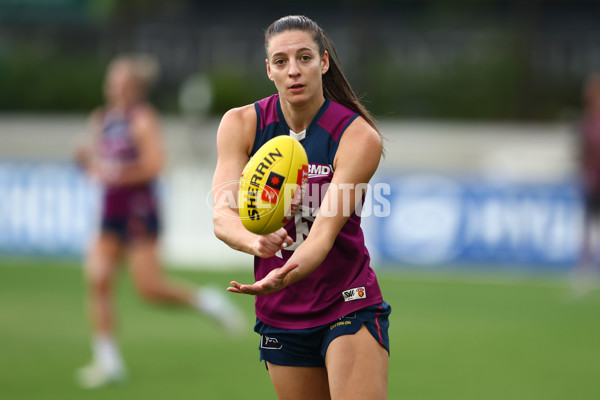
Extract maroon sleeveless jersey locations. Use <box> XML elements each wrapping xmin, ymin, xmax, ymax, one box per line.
<box><xmin>99</xmin><ymin>106</ymin><xmax>157</xmax><ymax>219</ymax></box>
<box><xmin>252</xmin><ymin>95</ymin><xmax>384</xmax><ymax>329</ymax></box>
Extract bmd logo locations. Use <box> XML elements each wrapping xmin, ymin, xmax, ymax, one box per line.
<box><xmin>308</xmin><ymin>164</ymin><xmax>332</xmax><ymax>178</ymax></box>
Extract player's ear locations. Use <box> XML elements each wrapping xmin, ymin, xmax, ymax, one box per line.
<box><xmin>321</xmin><ymin>51</ymin><xmax>330</xmax><ymax>75</ymax></box>
<box><xmin>266</xmin><ymin>59</ymin><xmax>274</xmax><ymax>81</ymax></box>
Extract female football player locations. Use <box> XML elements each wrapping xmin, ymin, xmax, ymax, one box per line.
<box><xmin>212</xmin><ymin>15</ymin><xmax>391</xmax><ymax>400</ymax></box>
<box><xmin>76</xmin><ymin>54</ymin><xmax>244</xmax><ymax>388</ymax></box>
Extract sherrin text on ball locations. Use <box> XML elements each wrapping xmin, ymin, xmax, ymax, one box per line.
<box><xmin>238</xmin><ymin>135</ymin><xmax>308</xmax><ymax>234</ymax></box>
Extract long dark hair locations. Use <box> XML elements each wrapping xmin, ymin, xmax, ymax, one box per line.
<box><xmin>265</xmin><ymin>15</ymin><xmax>379</xmax><ymax>134</ymax></box>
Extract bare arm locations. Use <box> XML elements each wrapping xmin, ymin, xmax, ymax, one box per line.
<box><xmin>228</xmin><ymin>117</ymin><xmax>382</xmax><ymax>295</ymax></box>
<box><xmin>74</xmin><ymin>109</ymin><xmax>102</xmax><ymax>174</ymax></box>
<box><xmin>212</xmin><ymin>106</ymin><xmax>293</xmax><ymax>257</ymax></box>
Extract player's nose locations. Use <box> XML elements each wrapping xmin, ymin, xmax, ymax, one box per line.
<box><xmin>288</xmin><ymin>59</ymin><xmax>300</xmax><ymax>76</ymax></box>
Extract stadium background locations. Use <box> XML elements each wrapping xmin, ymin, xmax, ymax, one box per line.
<box><xmin>1</xmin><ymin>1</ymin><xmax>599</xmax><ymax>399</ymax></box>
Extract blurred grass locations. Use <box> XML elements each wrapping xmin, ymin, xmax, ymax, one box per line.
<box><xmin>0</xmin><ymin>258</ymin><xmax>599</xmax><ymax>399</ymax></box>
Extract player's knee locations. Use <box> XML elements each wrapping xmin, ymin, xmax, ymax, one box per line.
<box><xmin>88</xmin><ymin>277</ymin><xmax>111</xmax><ymax>296</ymax></box>
<box><xmin>85</xmin><ymin>262</ymin><xmax>113</xmax><ymax>295</ymax></box>
<box><xmin>136</xmin><ymin>281</ymin><xmax>163</xmax><ymax>302</ymax></box>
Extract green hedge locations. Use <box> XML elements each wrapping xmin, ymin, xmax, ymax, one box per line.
<box><xmin>0</xmin><ymin>47</ymin><xmax>105</xmax><ymax>112</ymax></box>
<box><xmin>0</xmin><ymin>44</ymin><xmax>582</xmax><ymax>120</ymax></box>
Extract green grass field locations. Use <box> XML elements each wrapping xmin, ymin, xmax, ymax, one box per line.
<box><xmin>1</xmin><ymin>259</ymin><xmax>599</xmax><ymax>400</ymax></box>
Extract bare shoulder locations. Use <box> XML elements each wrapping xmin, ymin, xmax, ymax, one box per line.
<box><xmin>217</xmin><ymin>104</ymin><xmax>257</xmax><ymax>156</ymax></box>
<box><xmin>340</xmin><ymin>116</ymin><xmax>382</xmax><ymax>155</ymax></box>
<box><xmin>128</xmin><ymin>104</ymin><xmax>161</xmax><ymax>142</ymax></box>
<box><xmin>332</xmin><ymin>116</ymin><xmax>382</xmax><ymax>178</ymax></box>
<box><xmin>219</xmin><ymin>104</ymin><xmax>256</xmax><ymax>132</ymax></box>
<box><xmin>132</xmin><ymin>103</ymin><xmax>160</xmax><ymax>125</ymax></box>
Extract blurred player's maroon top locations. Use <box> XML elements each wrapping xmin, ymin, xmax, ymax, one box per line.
<box><xmin>99</xmin><ymin>105</ymin><xmax>158</xmax><ymax>218</ymax></box>
<box><xmin>581</xmin><ymin>116</ymin><xmax>600</xmax><ymax>194</ymax></box>
<box><xmin>251</xmin><ymin>95</ymin><xmax>384</xmax><ymax>329</ymax></box>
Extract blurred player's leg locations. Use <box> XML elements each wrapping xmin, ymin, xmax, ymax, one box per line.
<box><xmin>77</xmin><ymin>233</ymin><xmax>126</xmax><ymax>388</ymax></box>
<box><xmin>128</xmin><ymin>239</ymin><xmax>193</xmax><ymax>305</ymax></box>
<box><xmin>325</xmin><ymin>324</ymin><xmax>389</xmax><ymax>400</ymax></box>
<box><xmin>266</xmin><ymin>364</ymin><xmax>330</xmax><ymax>400</ymax></box>
<box><xmin>127</xmin><ymin>239</ymin><xmax>246</xmax><ymax>335</ymax></box>
<box><xmin>193</xmin><ymin>285</ymin><xmax>246</xmax><ymax>335</ymax></box>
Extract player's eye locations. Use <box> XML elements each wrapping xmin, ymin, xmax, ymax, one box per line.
<box><xmin>273</xmin><ymin>58</ymin><xmax>285</xmax><ymax>65</ymax></box>
<box><xmin>300</xmin><ymin>55</ymin><xmax>311</xmax><ymax>62</ymax></box>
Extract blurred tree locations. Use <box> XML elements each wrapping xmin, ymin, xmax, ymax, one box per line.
<box><xmin>0</xmin><ymin>0</ymin><xmax>597</xmax><ymax>120</ymax></box>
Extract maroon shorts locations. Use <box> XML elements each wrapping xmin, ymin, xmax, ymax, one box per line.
<box><xmin>100</xmin><ymin>212</ymin><xmax>160</xmax><ymax>243</ymax></box>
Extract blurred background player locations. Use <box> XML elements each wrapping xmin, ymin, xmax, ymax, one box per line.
<box><xmin>75</xmin><ymin>54</ymin><xmax>244</xmax><ymax>388</ymax></box>
<box><xmin>573</xmin><ymin>73</ymin><xmax>600</xmax><ymax>295</ymax></box>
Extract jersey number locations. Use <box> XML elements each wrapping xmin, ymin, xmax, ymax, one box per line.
<box><xmin>276</xmin><ymin>205</ymin><xmax>315</xmax><ymax>256</ymax></box>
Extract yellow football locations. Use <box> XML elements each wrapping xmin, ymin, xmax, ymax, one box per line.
<box><xmin>238</xmin><ymin>135</ymin><xmax>308</xmax><ymax>235</ymax></box>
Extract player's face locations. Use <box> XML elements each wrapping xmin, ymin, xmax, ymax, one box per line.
<box><xmin>104</xmin><ymin>62</ymin><xmax>141</xmax><ymax>107</ymax></box>
<box><xmin>266</xmin><ymin>30</ymin><xmax>329</xmax><ymax>106</ymax></box>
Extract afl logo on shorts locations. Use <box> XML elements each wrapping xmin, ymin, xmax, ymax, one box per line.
<box><xmin>342</xmin><ymin>287</ymin><xmax>366</xmax><ymax>302</ymax></box>
<box><xmin>261</xmin><ymin>335</ymin><xmax>283</xmax><ymax>350</ymax></box>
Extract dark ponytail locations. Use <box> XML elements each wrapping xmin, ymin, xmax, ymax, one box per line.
<box><xmin>265</xmin><ymin>15</ymin><xmax>380</xmax><ymax>134</ymax></box>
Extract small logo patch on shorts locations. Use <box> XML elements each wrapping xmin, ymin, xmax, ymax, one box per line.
<box><xmin>261</xmin><ymin>335</ymin><xmax>282</xmax><ymax>350</ymax></box>
<box><xmin>342</xmin><ymin>287</ymin><xmax>366</xmax><ymax>302</ymax></box>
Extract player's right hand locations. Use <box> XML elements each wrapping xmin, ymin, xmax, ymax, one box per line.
<box><xmin>252</xmin><ymin>228</ymin><xmax>293</xmax><ymax>258</ymax></box>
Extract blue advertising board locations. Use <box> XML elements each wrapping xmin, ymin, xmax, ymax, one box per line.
<box><xmin>0</xmin><ymin>162</ymin><xmax>585</xmax><ymax>269</ymax></box>
<box><xmin>0</xmin><ymin>162</ymin><xmax>99</xmax><ymax>256</ymax></box>
<box><xmin>372</xmin><ymin>174</ymin><xmax>583</xmax><ymax>269</ymax></box>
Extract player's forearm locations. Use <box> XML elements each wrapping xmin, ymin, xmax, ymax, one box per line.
<box><xmin>213</xmin><ymin>209</ymin><xmax>259</xmax><ymax>255</ymax></box>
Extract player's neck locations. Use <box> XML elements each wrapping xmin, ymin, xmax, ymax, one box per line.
<box><xmin>280</xmin><ymin>95</ymin><xmax>325</xmax><ymax>134</ymax></box>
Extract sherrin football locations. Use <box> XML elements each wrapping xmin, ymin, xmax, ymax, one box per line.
<box><xmin>238</xmin><ymin>135</ymin><xmax>308</xmax><ymax>235</ymax></box>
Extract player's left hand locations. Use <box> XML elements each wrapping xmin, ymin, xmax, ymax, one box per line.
<box><xmin>227</xmin><ymin>262</ymin><xmax>299</xmax><ymax>295</ymax></box>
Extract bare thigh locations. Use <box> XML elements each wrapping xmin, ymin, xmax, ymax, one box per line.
<box><xmin>325</xmin><ymin>324</ymin><xmax>389</xmax><ymax>400</ymax></box>
<box><xmin>127</xmin><ymin>239</ymin><xmax>161</xmax><ymax>292</ymax></box>
<box><xmin>266</xmin><ymin>363</ymin><xmax>331</xmax><ymax>400</ymax></box>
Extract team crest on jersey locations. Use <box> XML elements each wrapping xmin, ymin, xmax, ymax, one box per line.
<box><xmin>342</xmin><ymin>287</ymin><xmax>366</xmax><ymax>302</ymax></box>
